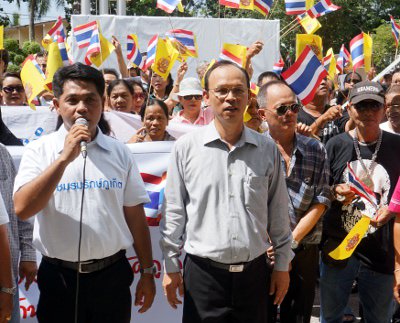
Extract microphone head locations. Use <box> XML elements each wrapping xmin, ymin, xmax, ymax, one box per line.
<box><xmin>75</xmin><ymin>118</ymin><xmax>88</xmax><ymax>126</ymax></box>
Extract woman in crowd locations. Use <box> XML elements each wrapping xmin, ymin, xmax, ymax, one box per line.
<box><xmin>127</xmin><ymin>99</ymin><xmax>175</xmax><ymax>143</ymax></box>
<box><xmin>129</xmin><ymin>80</ymin><xmax>146</xmax><ymax>115</ymax></box>
<box><xmin>107</xmin><ymin>79</ymin><xmax>134</xmax><ymax>113</ymax></box>
<box><xmin>244</xmin><ymin>97</ymin><xmax>264</xmax><ymax>133</ymax></box>
<box><xmin>1</xmin><ymin>72</ymin><xmax>26</xmax><ymax>106</ymax></box>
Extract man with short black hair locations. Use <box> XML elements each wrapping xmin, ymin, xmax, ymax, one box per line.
<box><xmin>14</xmin><ymin>63</ymin><xmax>155</xmax><ymax>322</ymax></box>
<box><xmin>320</xmin><ymin>81</ymin><xmax>400</xmax><ymax>323</ymax></box>
<box><xmin>161</xmin><ymin>60</ymin><xmax>292</xmax><ymax>323</ymax></box>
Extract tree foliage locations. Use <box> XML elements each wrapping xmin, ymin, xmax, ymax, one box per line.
<box><xmin>3</xmin><ymin>39</ymin><xmax>41</xmax><ymax>71</ymax></box>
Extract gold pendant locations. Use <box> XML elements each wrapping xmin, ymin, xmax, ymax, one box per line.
<box><xmin>360</xmin><ymin>175</ymin><xmax>374</xmax><ymax>191</ymax></box>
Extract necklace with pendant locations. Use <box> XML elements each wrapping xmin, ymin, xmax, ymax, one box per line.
<box><xmin>352</xmin><ymin>129</ymin><xmax>383</xmax><ymax>191</ymax></box>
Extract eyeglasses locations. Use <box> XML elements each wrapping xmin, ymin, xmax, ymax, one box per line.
<box><xmin>133</xmin><ymin>93</ymin><xmax>145</xmax><ymax>100</ymax></box>
<box><xmin>2</xmin><ymin>86</ymin><xmax>25</xmax><ymax>94</ymax></box>
<box><xmin>274</xmin><ymin>103</ymin><xmax>301</xmax><ymax>116</ymax></box>
<box><xmin>354</xmin><ymin>101</ymin><xmax>383</xmax><ymax>112</ymax></box>
<box><xmin>209</xmin><ymin>87</ymin><xmax>247</xmax><ymax>99</ymax></box>
<box><xmin>182</xmin><ymin>95</ymin><xmax>202</xmax><ymax>101</ymax></box>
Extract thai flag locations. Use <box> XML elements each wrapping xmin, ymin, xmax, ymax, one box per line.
<box><xmin>141</xmin><ymin>172</ymin><xmax>167</xmax><ymax>226</ymax></box>
<box><xmin>390</xmin><ymin>15</ymin><xmax>400</xmax><ymax>47</ymax></box>
<box><xmin>307</xmin><ymin>0</ymin><xmax>341</xmax><ymax>19</ymax></box>
<box><xmin>254</xmin><ymin>0</ymin><xmax>273</xmax><ymax>15</ymax></box>
<box><xmin>165</xmin><ymin>29</ymin><xmax>197</xmax><ymax>56</ymax></box>
<box><xmin>127</xmin><ymin>34</ymin><xmax>145</xmax><ymax>70</ymax></box>
<box><xmin>272</xmin><ymin>57</ymin><xmax>285</xmax><ymax>75</ymax></box>
<box><xmin>350</xmin><ymin>33</ymin><xmax>364</xmax><ymax>70</ymax></box>
<box><xmin>347</xmin><ymin>162</ymin><xmax>378</xmax><ymax>209</ymax></box>
<box><xmin>285</xmin><ymin>0</ymin><xmax>306</xmax><ymax>15</ymax></box>
<box><xmin>73</xmin><ymin>20</ymin><xmax>98</xmax><ymax>49</ymax></box>
<box><xmin>84</xmin><ymin>23</ymin><xmax>101</xmax><ymax>66</ymax></box>
<box><xmin>157</xmin><ymin>0</ymin><xmax>180</xmax><ymax>13</ymax></box>
<box><xmin>47</xmin><ymin>16</ymin><xmax>66</xmax><ymax>41</ymax></box>
<box><xmin>143</xmin><ymin>35</ymin><xmax>158</xmax><ymax>71</ymax></box>
<box><xmin>281</xmin><ymin>46</ymin><xmax>327</xmax><ymax>105</ymax></box>
<box><xmin>323</xmin><ymin>51</ymin><xmax>333</xmax><ymax>71</ymax></box>
<box><xmin>336</xmin><ymin>44</ymin><xmax>350</xmax><ymax>74</ymax></box>
<box><xmin>57</xmin><ymin>32</ymin><xmax>70</xmax><ymax>66</ymax></box>
<box><xmin>219</xmin><ymin>0</ymin><xmax>240</xmax><ymax>9</ymax></box>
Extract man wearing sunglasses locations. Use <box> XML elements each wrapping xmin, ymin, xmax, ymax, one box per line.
<box><xmin>171</xmin><ymin>77</ymin><xmax>214</xmax><ymax>125</ymax></box>
<box><xmin>257</xmin><ymin>80</ymin><xmax>331</xmax><ymax>323</ymax></box>
<box><xmin>320</xmin><ymin>81</ymin><xmax>400</xmax><ymax>323</ymax></box>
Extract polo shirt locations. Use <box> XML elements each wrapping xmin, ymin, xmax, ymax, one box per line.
<box><xmin>14</xmin><ymin>126</ymin><xmax>150</xmax><ymax>261</ymax></box>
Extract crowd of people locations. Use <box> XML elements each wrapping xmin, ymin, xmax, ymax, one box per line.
<box><xmin>0</xmin><ymin>35</ymin><xmax>400</xmax><ymax>323</ymax></box>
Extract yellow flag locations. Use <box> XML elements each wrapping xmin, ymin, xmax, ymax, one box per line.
<box><xmin>306</xmin><ymin>0</ymin><xmax>314</xmax><ymax>9</ymax></box>
<box><xmin>177</xmin><ymin>1</ymin><xmax>184</xmax><ymax>12</ymax></box>
<box><xmin>42</xmin><ymin>34</ymin><xmax>53</xmax><ymax>50</ymax></box>
<box><xmin>153</xmin><ymin>38</ymin><xmax>179</xmax><ymax>80</ymax></box>
<box><xmin>89</xmin><ymin>33</ymin><xmax>115</xmax><ymax>68</ymax></box>
<box><xmin>239</xmin><ymin>0</ymin><xmax>254</xmax><ymax>10</ymax></box>
<box><xmin>44</xmin><ymin>41</ymin><xmax>63</xmax><ymax>92</ymax></box>
<box><xmin>221</xmin><ymin>43</ymin><xmax>247</xmax><ymax>68</ymax></box>
<box><xmin>243</xmin><ymin>106</ymin><xmax>252</xmax><ymax>122</ymax></box>
<box><xmin>297</xmin><ymin>13</ymin><xmax>321</xmax><ymax>35</ymax></box>
<box><xmin>0</xmin><ymin>26</ymin><xmax>3</xmax><ymax>50</ymax></box>
<box><xmin>201</xmin><ymin>59</ymin><xmax>216</xmax><ymax>89</ymax></box>
<box><xmin>296</xmin><ymin>34</ymin><xmax>323</xmax><ymax>60</ymax></box>
<box><xmin>325</xmin><ymin>48</ymin><xmax>337</xmax><ymax>80</ymax></box>
<box><xmin>329</xmin><ymin>216</ymin><xmax>371</xmax><ymax>260</ymax></box>
<box><xmin>363</xmin><ymin>32</ymin><xmax>373</xmax><ymax>73</ymax></box>
<box><xmin>20</xmin><ymin>57</ymin><xmax>46</xmax><ymax>110</ymax></box>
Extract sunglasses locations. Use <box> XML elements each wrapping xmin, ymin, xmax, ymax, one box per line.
<box><xmin>354</xmin><ymin>101</ymin><xmax>383</xmax><ymax>112</ymax></box>
<box><xmin>275</xmin><ymin>103</ymin><xmax>301</xmax><ymax>116</ymax></box>
<box><xmin>182</xmin><ymin>95</ymin><xmax>202</xmax><ymax>101</ymax></box>
<box><xmin>2</xmin><ymin>86</ymin><xmax>25</xmax><ymax>94</ymax></box>
<box><xmin>133</xmin><ymin>93</ymin><xmax>145</xmax><ymax>99</ymax></box>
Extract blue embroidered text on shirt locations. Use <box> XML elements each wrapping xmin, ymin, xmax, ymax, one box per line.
<box><xmin>56</xmin><ymin>178</ymin><xmax>123</xmax><ymax>192</ymax></box>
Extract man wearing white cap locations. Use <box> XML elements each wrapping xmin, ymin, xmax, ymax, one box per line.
<box><xmin>171</xmin><ymin>77</ymin><xmax>214</xmax><ymax>125</ymax></box>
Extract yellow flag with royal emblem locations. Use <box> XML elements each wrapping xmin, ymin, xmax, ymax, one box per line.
<box><xmin>153</xmin><ymin>38</ymin><xmax>179</xmax><ymax>80</ymax></box>
<box><xmin>44</xmin><ymin>41</ymin><xmax>64</xmax><ymax>92</ymax></box>
<box><xmin>89</xmin><ymin>32</ymin><xmax>115</xmax><ymax>68</ymax></box>
<box><xmin>329</xmin><ymin>216</ymin><xmax>371</xmax><ymax>260</ymax></box>
<box><xmin>20</xmin><ymin>56</ymin><xmax>47</xmax><ymax>109</ymax></box>
<box><xmin>297</xmin><ymin>13</ymin><xmax>321</xmax><ymax>35</ymax></box>
<box><xmin>296</xmin><ymin>34</ymin><xmax>323</xmax><ymax>60</ymax></box>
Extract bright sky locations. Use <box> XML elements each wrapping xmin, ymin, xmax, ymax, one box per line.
<box><xmin>1</xmin><ymin>0</ymin><xmax>65</xmax><ymax>25</ymax></box>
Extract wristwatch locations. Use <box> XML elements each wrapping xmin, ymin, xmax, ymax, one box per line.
<box><xmin>140</xmin><ymin>264</ymin><xmax>157</xmax><ymax>275</ymax></box>
<box><xmin>0</xmin><ymin>286</ymin><xmax>16</xmax><ymax>295</ymax></box>
<box><xmin>291</xmin><ymin>239</ymin><xmax>299</xmax><ymax>250</ymax></box>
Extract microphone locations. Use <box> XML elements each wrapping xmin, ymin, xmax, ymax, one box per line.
<box><xmin>75</xmin><ymin>118</ymin><xmax>88</xmax><ymax>158</ymax></box>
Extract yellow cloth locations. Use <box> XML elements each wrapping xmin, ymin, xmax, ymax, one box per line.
<box><xmin>363</xmin><ymin>32</ymin><xmax>373</xmax><ymax>73</ymax></box>
<box><xmin>21</xmin><ymin>58</ymin><xmax>46</xmax><ymax>110</ymax></box>
<box><xmin>44</xmin><ymin>41</ymin><xmax>63</xmax><ymax>92</ymax></box>
<box><xmin>89</xmin><ymin>33</ymin><xmax>115</xmax><ymax>68</ymax></box>
<box><xmin>239</xmin><ymin>0</ymin><xmax>254</xmax><ymax>11</ymax></box>
<box><xmin>153</xmin><ymin>38</ymin><xmax>179</xmax><ymax>80</ymax></box>
<box><xmin>329</xmin><ymin>216</ymin><xmax>371</xmax><ymax>260</ymax></box>
<box><xmin>325</xmin><ymin>48</ymin><xmax>337</xmax><ymax>80</ymax></box>
<box><xmin>298</xmin><ymin>13</ymin><xmax>321</xmax><ymax>34</ymax></box>
<box><xmin>221</xmin><ymin>43</ymin><xmax>247</xmax><ymax>68</ymax></box>
<box><xmin>0</xmin><ymin>26</ymin><xmax>4</xmax><ymax>49</ymax></box>
<box><xmin>296</xmin><ymin>34</ymin><xmax>323</xmax><ymax>60</ymax></box>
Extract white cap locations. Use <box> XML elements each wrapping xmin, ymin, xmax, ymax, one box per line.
<box><xmin>176</xmin><ymin>77</ymin><xmax>203</xmax><ymax>97</ymax></box>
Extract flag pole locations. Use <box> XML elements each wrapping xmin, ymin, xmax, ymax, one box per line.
<box><xmin>167</xmin><ymin>16</ymin><xmax>185</xmax><ymax>62</ymax></box>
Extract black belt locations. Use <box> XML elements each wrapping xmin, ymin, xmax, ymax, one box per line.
<box><xmin>42</xmin><ymin>250</ymin><xmax>126</xmax><ymax>274</ymax></box>
<box><xmin>188</xmin><ymin>253</ymin><xmax>265</xmax><ymax>273</ymax></box>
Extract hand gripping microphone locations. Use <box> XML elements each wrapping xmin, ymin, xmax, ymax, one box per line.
<box><xmin>75</xmin><ymin>118</ymin><xmax>88</xmax><ymax>158</ymax></box>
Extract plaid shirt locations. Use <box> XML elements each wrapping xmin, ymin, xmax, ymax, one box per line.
<box><xmin>0</xmin><ymin>144</ymin><xmax>36</xmax><ymax>280</ymax></box>
<box><xmin>275</xmin><ymin>134</ymin><xmax>331</xmax><ymax>244</ymax></box>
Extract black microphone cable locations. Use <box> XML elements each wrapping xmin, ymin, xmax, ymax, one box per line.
<box><xmin>74</xmin><ymin>151</ymin><xmax>87</xmax><ymax>323</ymax></box>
